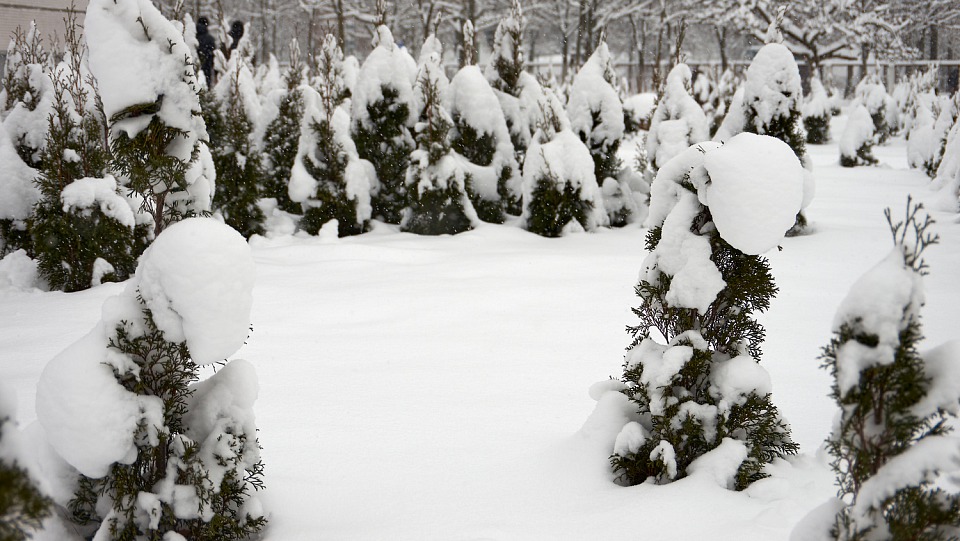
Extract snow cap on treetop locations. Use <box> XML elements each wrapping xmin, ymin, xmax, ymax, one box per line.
<box><xmin>85</xmin><ymin>0</ymin><xmax>205</xmax><ymax>156</ymax></box>
<box><xmin>130</xmin><ymin>218</ymin><xmax>256</xmax><ymax>365</ymax></box>
<box><xmin>703</xmin><ymin>133</ymin><xmax>804</xmax><ymax>254</ymax></box>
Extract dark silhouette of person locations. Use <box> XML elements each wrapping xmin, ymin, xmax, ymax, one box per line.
<box><xmin>227</xmin><ymin>21</ymin><xmax>244</xmax><ymax>58</ymax></box>
<box><xmin>196</xmin><ymin>16</ymin><xmax>216</xmax><ymax>86</ymax></box>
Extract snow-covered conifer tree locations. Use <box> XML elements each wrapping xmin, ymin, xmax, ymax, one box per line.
<box><xmin>607</xmin><ymin>134</ymin><xmax>802</xmax><ymax>489</ymax></box>
<box><xmin>854</xmin><ymin>75</ymin><xmax>894</xmax><ymax>144</ymax></box>
<box><xmin>568</xmin><ymin>38</ymin><xmax>637</xmax><ymax>226</ymax></box>
<box><xmin>1</xmin><ymin>23</ymin><xmax>53</xmax><ymax>170</ymax></box>
<box><xmin>908</xmin><ymin>95</ymin><xmax>957</xmax><ymax>179</ymax></box>
<box><xmin>403</xmin><ymin>50</ymin><xmax>477</xmax><ymax>235</ymax></box>
<box><xmin>803</xmin><ymin>76</ymin><xmax>831</xmax><ymax>145</ymax></box>
<box><xmin>37</xmin><ymin>218</ymin><xmax>265</xmax><ymax>541</ymax></box>
<box><xmin>485</xmin><ymin>0</ymin><xmax>532</xmax><ymax>180</ymax></box>
<box><xmin>261</xmin><ymin>39</ymin><xmax>306</xmax><ymax>214</ymax></box>
<box><xmin>931</xmin><ymin>102</ymin><xmax>960</xmax><ymax>212</ymax></box>
<box><xmin>352</xmin><ymin>26</ymin><xmax>416</xmax><ymax>224</ymax></box>
<box><xmin>30</xmin><ymin>14</ymin><xmax>141</xmax><ymax>292</ymax></box>
<box><xmin>290</xmin><ymin>34</ymin><xmax>373</xmax><ymax>237</ymax></box>
<box><xmin>86</xmin><ymin>0</ymin><xmax>212</xmax><ymax>239</ymax></box>
<box><xmin>839</xmin><ymin>105</ymin><xmax>878</xmax><ymax>167</ymax></box>
<box><xmin>0</xmin><ymin>391</ymin><xmax>53</xmax><ymax>541</ymax></box>
<box><xmin>447</xmin><ymin>62</ymin><xmax>519</xmax><ymax>224</ymax></box>
<box><xmin>816</xmin><ymin>201</ymin><xmax>960</xmax><ymax>540</ymax></box>
<box><xmin>211</xmin><ymin>51</ymin><xmax>266</xmax><ymax>238</ymax></box>
<box><xmin>521</xmin><ymin>90</ymin><xmax>606</xmax><ymax>237</ymax></box>
<box><xmin>645</xmin><ymin>64</ymin><xmax>709</xmax><ymax>172</ymax></box>
<box><xmin>709</xmin><ymin>69</ymin><xmax>740</xmax><ymax>136</ymax></box>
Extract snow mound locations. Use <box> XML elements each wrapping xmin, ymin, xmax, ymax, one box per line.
<box><xmin>124</xmin><ymin>218</ymin><xmax>255</xmax><ymax>365</ymax></box>
<box><xmin>703</xmin><ymin>133</ymin><xmax>804</xmax><ymax>254</ymax></box>
<box><xmin>61</xmin><ymin>176</ymin><xmax>136</xmax><ymax>229</ymax></box>
<box><xmin>0</xmin><ymin>250</ymin><xmax>40</xmax><ymax>291</ymax></box>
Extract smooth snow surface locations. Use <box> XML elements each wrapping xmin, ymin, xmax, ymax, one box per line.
<box><xmin>4</xmin><ymin>134</ymin><xmax>960</xmax><ymax>539</ymax></box>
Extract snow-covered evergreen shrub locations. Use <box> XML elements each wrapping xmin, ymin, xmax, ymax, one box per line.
<box><xmin>1</xmin><ymin>22</ymin><xmax>52</xmax><ymax>170</ymax></box>
<box><xmin>0</xmin><ymin>392</ymin><xmax>53</xmax><ymax>541</ymax></box>
<box><xmin>709</xmin><ymin>69</ymin><xmax>741</xmax><ymax>136</ymax></box>
<box><xmin>568</xmin><ymin>40</ymin><xmax>636</xmax><ymax>226</ymax></box>
<box><xmin>30</xmin><ymin>16</ymin><xmax>141</xmax><ymax>292</ymax></box>
<box><xmin>724</xmin><ymin>42</ymin><xmax>811</xmax><ymax>235</ymax></box>
<box><xmin>803</xmin><ymin>76</ymin><xmax>831</xmax><ymax>144</ymax></box>
<box><xmin>352</xmin><ymin>26</ymin><xmax>416</xmax><ymax>224</ymax></box>
<box><xmin>839</xmin><ymin>105</ymin><xmax>878</xmax><ymax>168</ymax></box>
<box><xmin>931</xmin><ymin>105</ymin><xmax>960</xmax><ymax>212</ymax></box>
<box><xmin>87</xmin><ymin>0</ymin><xmax>212</xmax><ymax>238</ymax></box>
<box><xmin>403</xmin><ymin>59</ymin><xmax>477</xmax><ymax>235</ymax></box>
<box><xmin>521</xmin><ymin>91</ymin><xmax>606</xmax><ymax>237</ymax></box>
<box><xmin>447</xmin><ymin>64</ymin><xmax>519</xmax><ymax>224</ymax></box>
<box><xmin>906</xmin><ymin>93</ymin><xmax>954</xmax><ymax>179</ymax></box>
<box><xmin>37</xmin><ymin>218</ymin><xmax>266</xmax><ymax>541</ymax></box>
<box><xmin>290</xmin><ymin>35</ymin><xmax>373</xmax><ymax>238</ymax></box>
<box><xmin>818</xmin><ymin>201</ymin><xmax>960</xmax><ymax>540</ymax></box>
<box><xmin>646</xmin><ymin>64</ymin><xmax>709</xmax><ymax>172</ymax></box>
<box><xmin>261</xmin><ymin>39</ymin><xmax>306</xmax><ymax>215</ymax></box>
<box><xmin>211</xmin><ymin>52</ymin><xmax>266</xmax><ymax>238</ymax></box>
<box><xmin>483</xmin><ymin>0</ymin><xmax>529</xmax><ymax>167</ymax></box>
<box><xmin>854</xmin><ymin>76</ymin><xmax>894</xmax><ymax>144</ymax></box>
<box><xmin>623</xmin><ymin>93</ymin><xmax>656</xmax><ymax>134</ymax></box>
<box><xmin>608</xmin><ymin>134</ymin><xmax>802</xmax><ymax>489</ymax></box>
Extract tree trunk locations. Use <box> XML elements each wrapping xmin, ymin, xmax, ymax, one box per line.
<box><xmin>337</xmin><ymin>0</ymin><xmax>346</xmax><ymax>47</ymax></box>
<box><xmin>930</xmin><ymin>25</ymin><xmax>939</xmax><ymax>60</ymax></box>
<box><xmin>715</xmin><ymin>26</ymin><xmax>728</xmax><ymax>73</ymax></box>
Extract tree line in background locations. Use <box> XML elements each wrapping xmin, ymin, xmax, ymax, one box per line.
<box><xmin>150</xmin><ymin>0</ymin><xmax>960</xmax><ymax>92</ymax></box>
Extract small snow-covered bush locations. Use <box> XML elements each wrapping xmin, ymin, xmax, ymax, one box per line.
<box><xmin>521</xmin><ymin>128</ymin><xmax>606</xmax><ymax>237</ymax></box>
<box><xmin>261</xmin><ymin>39</ymin><xmax>306</xmax><ymax>215</ymax></box>
<box><xmin>931</xmin><ymin>107</ymin><xmax>960</xmax><ymax>212</ymax></box>
<box><xmin>211</xmin><ymin>52</ymin><xmax>266</xmax><ymax>238</ymax></box>
<box><xmin>813</xmin><ymin>201</ymin><xmax>960</xmax><ymax>540</ymax></box>
<box><xmin>854</xmin><ymin>76</ymin><xmax>894</xmax><ymax>144</ymax></box>
<box><xmin>568</xmin><ymin>40</ymin><xmax>636</xmax><ymax>227</ymax></box>
<box><xmin>352</xmin><ymin>26</ymin><xmax>416</xmax><ymax>224</ymax></box>
<box><xmin>803</xmin><ymin>77</ymin><xmax>831</xmax><ymax>145</ymax></box>
<box><xmin>607</xmin><ymin>134</ymin><xmax>802</xmax><ymax>489</ymax></box>
<box><xmin>646</xmin><ymin>64</ymin><xmax>709</xmax><ymax>172</ymax></box>
<box><xmin>30</xmin><ymin>15</ymin><xmax>141</xmax><ymax>292</ymax></box>
<box><xmin>403</xmin><ymin>62</ymin><xmax>477</xmax><ymax>236</ymax></box>
<box><xmin>291</xmin><ymin>35</ymin><xmax>372</xmax><ymax>237</ymax></box>
<box><xmin>37</xmin><ymin>218</ymin><xmax>266</xmax><ymax>541</ymax></box>
<box><xmin>447</xmin><ymin>65</ymin><xmax>519</xmax><ymax>223</ymax></box>
<box><xmin>839</xmin><ymin>105</ymin><xmax>878</xmax><ymax>168</ymax></box>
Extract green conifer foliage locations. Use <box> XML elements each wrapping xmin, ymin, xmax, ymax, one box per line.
<box><xmin>30</xmin><ymin>15</ymin><xmax>140</xmax><ymax>292</ymax></box>
<box><xmin>352</xmin><ymin>26</ymin><xmax>415</xmax><ymax>225</ymax></box>
<box><xmin>524</xmin><ymin>167</ymin><xmax>592</xmax><ymax>238</ymax></box>
<box><xmin>485</xmin><ymin>0</ymin><xmax>529</xmax><ymax>177</ymax></box>
<box><xmin>297</xmin><ymin>34</ymin><xmax>368</xmax><ymax>237</ymax></box>
<box><xmin>211</xmin><ymin>61</ymin><xmax>266</xmax><ymax>238</ymax></box>
<box><xmin>354</xmin><ymin>85</ymin><xmax>412</xmax><ymax>224</ymax></box>
<box><xmin>261</xmin><ymin>39</ymin><xmax>305</xmax><ymax>214</ymax></box>
<box><xmin>403</xmin><ymin>72</ymin><xmax>474</xmax><ymax>235</ymax></box>
<box><xmin>610</xmin><ymin>147</ymin><xmax>797</xmax><ymax>489</ymax></box>
<box><xmin>822</xmin><ymin>200</ymin><xmax>960</xmax><ymax>540</ymax></box>
<box><xmin>69</xmin><ymin>306</ymin><xmax>266</xmax><ymax>541</ymax></box>
<box><xmin>0</xmin><ymin>412</ymin><xmax>53</xmax><ymax>541</ymax></box>
<box><xmin>804</xmin><ymin>114</ymin><xmax>830</xmax><ymax>145</ymax></box>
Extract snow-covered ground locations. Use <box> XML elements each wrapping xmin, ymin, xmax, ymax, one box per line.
<box><xmin>3</xmin><ymin>129</ymin><xmax>959</xmax><ymax>539</ymax></box>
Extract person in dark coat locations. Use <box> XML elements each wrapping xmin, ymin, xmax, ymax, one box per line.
<box><xmin>196</xmin><ymin>16</ymin><xmax>216</xmax><ymax>86</ymax></box>
<box><xmin>227</xmin><ymin>21</ymin><xmax>245</xmax><ymax>57</ymax></box>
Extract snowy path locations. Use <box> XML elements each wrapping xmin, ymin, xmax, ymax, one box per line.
<box><xmin>2</xmin><ymin>136</ymin><xmax>958</xmax><ymax>539</ymax></box>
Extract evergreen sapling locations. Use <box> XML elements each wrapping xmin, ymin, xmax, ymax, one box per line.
<box><xmin>403</xmin><ymin>48</ymin><xmax>477</xmax><ymax>235</ymax></box>
<box><xmin>261</xmin><ymin>39</ymin><xmax>307</xmax><ymax>215</ymax></box>
<box><xmin>816</xmin><ymin>200</ymin><xmax>960</xmax><ymax>541</ymax></box>
<box><xmin>291</xmin><ymin>34</ymin><xmax>373</xmax><ymax>237</ymax></box>
<box><xmin>608</xmin><ymin>136</ymin><xmax>801</xmax><ymax>489</ymax></box>
<box><xmin>30</xmin><ymin>12</ymin><xmax>142</xmax><ymax>292</ymax></box>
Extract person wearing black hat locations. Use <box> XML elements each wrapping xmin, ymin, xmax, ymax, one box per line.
<box><xmin>196</xmin><ymin>16</ymin><xmax>216</xmax><ymax>86</ymax></box>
